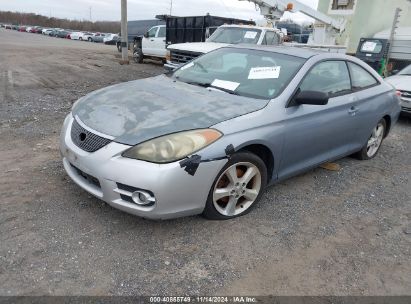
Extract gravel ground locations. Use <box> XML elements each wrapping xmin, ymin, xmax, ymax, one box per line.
<box><xmin>0</xmin><ymin>28</ymin><xmax>410</xmax><ymax>296</ymax></box>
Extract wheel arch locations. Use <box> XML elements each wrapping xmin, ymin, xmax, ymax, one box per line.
<box><xmin>237</xmin><ymin>143</ymin><xmax>275</xmax><ymax>182</ymax></box>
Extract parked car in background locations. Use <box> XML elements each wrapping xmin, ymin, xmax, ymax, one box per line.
<box><xmin>55</xmin><ymin>30</ymin><xmax>71</xmax><ymax>38</ymax></box>
<box><xmin>91</xmin><ymin>33</ymin><xmax>107</xmax><ymax>43</ymax></box>
<box><xmin>32</xmin><ymin>27</ymin><xmax>43</xmax><ymax>34</ymax></box>
<box><xmin>42</xmin><ymin>28</ymin><xmax>53</xmax><ymax>35</ymax></box>
<box><xmin>5</xmin><ymin>24</ymin><xmax>12</xmax><ymax>29</ymax></box>
<box><xmin>25</xmin><ymin>26</ymin><xmax>32</xmax><ymax>32</ymax></box>
<box><xmin>82</xmin><ymin>32</ymin><xmax>95</xmax><ymax>41</ymax></box>
<box><xmin>386</xmin><ymin>64</ymin><xmax>411</xmax><ymax>115</ymax></box>
<box><xmin>60</xmin><ymin>46</ymin><xmax>400</xmax><ymax>220</ymax></box>
<box><xmin>18</xmin><ymin>26</ymin><xmax>27</xmax><ymax>32</ymax></box>
<box><xmin>103</xmin><ymin>33</ymin><xmax>119</xmax><ymax>45</ymax></box>
<box><xmin>70</xmin><ymin>32</ymin><xmax>84</xmax><ymax>40</ymax></box>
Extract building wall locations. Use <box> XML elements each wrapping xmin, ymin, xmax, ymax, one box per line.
<box><xmin>317</xmin><ymin>0</ymin><xmax>411</xmax><ymax>53</ymax></box>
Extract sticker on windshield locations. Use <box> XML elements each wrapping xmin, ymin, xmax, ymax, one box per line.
<box><xmin>362</xmin><ymin>41</ymin><xmax>377</xmax><ymax>52</ymax></box>
<box><xmin>244</xmin><ymin>31</ymin><xmax>258</xmax><ymax>39</ymax></box>
<box><xmin>211</xmin><ymin>79</ymin><xmax>240</xmax><ymax>91</ymax></box>
<box><xmin>248</xmin><ymin>66</ymin><xmax>281</xmax><ymax>79</ymax></box>
<box><xmin>180</xmin><ymin>62</ymin><xmax>194</xmax><ymax>70</ymax></box>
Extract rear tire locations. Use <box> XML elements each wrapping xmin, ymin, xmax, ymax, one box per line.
<box><xmin>133</xmin><ymin>48</ymin><xmax>144</xmax><ymax>64</ymax></box>
<box><xmin>354</xmin><ymin>118</ymin><xmax>386</xmax><ymax>160</ymax></box>
<box><xmin>88</xmin><ymin>37</ymin><xmax>92</xmax><ymax>42</ymax></box>
<box><xmin>202</xmin><ymin>152</ymin><xmax>267</xmax><ymax>220</ymax></box>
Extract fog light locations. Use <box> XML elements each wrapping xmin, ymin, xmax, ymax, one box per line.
<box><xmin>131</xmin><ymin>190</ymin><xmax>155</xmax><ymax>206</ymax></box>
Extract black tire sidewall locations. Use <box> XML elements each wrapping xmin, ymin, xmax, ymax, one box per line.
<box><xmin>202</xmin><ymin>151</ymin><xmax>268</xmax><ymax>220</ymax></box>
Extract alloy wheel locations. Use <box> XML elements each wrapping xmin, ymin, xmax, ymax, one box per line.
<box><xmin>366</xmin><ymin>122</ymin><xmax>384</xmax><ymax>158</ymax></box>
<box><xmin>212</xmin><ymin>162</ymin><xmax>262</xmax><ymax>217</ymax></box>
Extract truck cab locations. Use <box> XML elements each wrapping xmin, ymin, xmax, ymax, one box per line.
<box><xmin>133</xmin><ymin>25</ymin><xmax>167</xmax><ymax>63</ymax></box>
<box><xmin>355</xmin><ymin>38</ymin><xmax>389</xmax><ymax>75</ymax></box>
<box><xmin>165</xmin><ymin>25</ymin><xmax>283</xmax><ymax>70</ymax></box>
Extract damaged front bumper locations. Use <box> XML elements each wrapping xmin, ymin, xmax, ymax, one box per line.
<box><xmin>60</xmin><ymin>115</ymin><xmax>227</xmax><ymax>219</ymax></box>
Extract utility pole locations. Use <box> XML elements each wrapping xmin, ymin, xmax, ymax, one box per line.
<box><xmin>89</xmin><ymin>7</ymin><xmax>92</xmax><ymax>21</ymax></box>
<box><xmin>120</xmin><ymin>0</ymin><xmax>129</xmax><ymax>64</ymax></box>
<box><xmin>385</xmin><ymin>7</ymin><xmax>401</xmax><ymax>76</ymax></box>
<box><xmin>170</xmin><ymin>0</ymin><xmax>173</xmax><ymax>15</ymax></box>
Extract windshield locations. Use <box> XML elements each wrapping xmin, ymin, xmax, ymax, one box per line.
<box><xmin>360</xmin><ymin>40</ymin><xmax>383</xmax><ymax>54</ymax></box>
<box><xmin>208</xmin><ymin>27</ymin><xmax>262</xmax><ymax>44</ymax></box>
<box><xmin>399</xmin><ymin>64</ymin><xmax>411</xmax><ymax>76</ymax></box>
<box><xmin>172</xmin><ymin>48</ymin><xmax>305</xmax><ymax>100</ymax></box>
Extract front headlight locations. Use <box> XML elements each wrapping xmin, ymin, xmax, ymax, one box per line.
<box><xmin>122</xmin><ymin>129</ymin><xmax>222</xmax><ymax>163</ymax></box>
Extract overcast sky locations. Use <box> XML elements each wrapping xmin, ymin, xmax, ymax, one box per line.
<box><xmin>0</xmin><ymin>0</ymin><xmax>319</xmax><ymax>24</ymax></box>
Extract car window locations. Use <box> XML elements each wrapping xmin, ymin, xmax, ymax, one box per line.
<box><xmin>157</xmin><ymin>26</ymin><xmax>166</xmax><ymax>38</ymax></box>
<box><xmin>300</xmin><ymin>61</ymin><xmax>351</xmax><ymax>96</ymax></box>
<box><xmin>359</xmin><ymin>40</ymin><xmax>383</xmax><ymax>54</ymax></box>
<box><xmin>147</xmin><ymin>27</ymin><xmax>158</xmax><ymax>38</ymax></box>
<box><xmin>262</xmin><ymin>31</ymin><xmax>279</xmax><ymax>45</ymax></box>
<box><xmin>347</xmin><ymin>62</ymin><xmax>378</xmax><ymax>90</ymax></box>
<box><xmin>398</xmin><ymin>64</ymin><xmax>411</xmax><ymax>75</ymax></box>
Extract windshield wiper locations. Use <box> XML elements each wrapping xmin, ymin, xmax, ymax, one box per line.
<box><xmin>207</xmin><ymin>85</ymin><xmax>239</xmax><ymax>95</ymax></box>
<box><xmin>183</xmin><ymin>81</ymin><xmax>239</xmax><ymax>95</ymax></box>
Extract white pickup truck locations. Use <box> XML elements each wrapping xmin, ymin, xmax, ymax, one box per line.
<box><xmin>164</xmin><ymin>25</ymin><xmax>283</xmax><ymax>70</ymax></box>
<box><xmin>133</xmin><ymin>25</ymin><xmax>167</xmax><ymax>63</ymax></box>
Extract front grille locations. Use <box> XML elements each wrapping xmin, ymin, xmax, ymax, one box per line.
<box><xmin>71</xmin><ymin>118</ymin><xmax>111</xmax><ymax>152</ymax></box>
<box><xmin>170</xmin><ymin>50</ymin><xmax>202</xmax><ymax>64</ymax></box>
<box><xmin>70</xmin><ymin>164</ymin><xmax>101</xmax><ymax>188</ymax></box>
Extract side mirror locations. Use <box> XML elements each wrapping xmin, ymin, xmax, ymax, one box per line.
<box><xmin>294</xmin><ymin>90</ymin><xmax>329</xmax><ymax>106</ymax></box>
<box><xmin>144</xmin><ymin>32</ymin><xmax>149</xmax><ymax>38</ymax></box>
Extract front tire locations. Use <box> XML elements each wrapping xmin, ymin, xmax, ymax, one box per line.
<box><xmin>203</xmin><ymin>152</ymin><xmax>267</xmax><ymax>220</ymax></box>
<box><xmin>355</xmin><ymin>118</ymin><xmax>386</xmax><ymax>160</ymax></box>
<box><xmin>88</xmin><ymin>37</ymin><xmax>92</xmax><ymax>42</ymax></box>
<box><xmin>133</xmin><ymin>48</ymin><xmax>144</xmax><ymax>64</ymax></box>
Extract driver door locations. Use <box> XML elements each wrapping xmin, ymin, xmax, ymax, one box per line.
<box><xmin>142</xmin><ymin>26</ymin><xmax>159</xmax><ymax>56</ymax></box>
<box><xmin>278</xmin><ymin>60</ymin><xmax>358</xmax><ymax>180</ymax></box>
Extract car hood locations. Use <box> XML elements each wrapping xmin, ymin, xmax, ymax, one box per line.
<box><xmin>167</xmin><ymin>42</ymin><xmax>230</xmax><ymax>54</ymax></box>
<box><xmin>72</xmin><ymin>75</ymin><xmax>268</xmax><ymax>146</ymax></box>
<box><xmin>385</xmin><ymin>75</ymin><xmax>411</xmax><ymax>91</ymax></box>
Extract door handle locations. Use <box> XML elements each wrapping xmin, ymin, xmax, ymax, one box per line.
<box><xmin>348</xmin><ymin>106</ymin><xmax>359</xmax><ymax>116</ymax></box>
<box><xmin>150</xmin><ymin>39</ymin><xmax>154</xmax><ymax>41</ymax></box>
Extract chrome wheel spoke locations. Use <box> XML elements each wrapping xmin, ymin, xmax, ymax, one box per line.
<box><xmin>240</xmin><ymin>166</ymin><xmax>257</xmax><ymax>185</ymax></box>
<box><xmin>244</xmin><ymin>188</ymin><xmax>258</xmax><ymax>201</ymax></box>
<box><xmin>214</xmin><ymin>188</ymin><xmax>231</xmax><ymax>201</ymax></box>
<box><xmin>225</xmin><ymin>166</ymin><xmax>239</xmax><ymax>184</ymax></box>
<box><xmin>376</xmin><ymin>126</ymin><xmax>383</xmax><ymax>138</ymax></box>
<box><xmin>225</xmin><ymin>196</ymin><xmax>238</xmax><ymax>215</ymax></box>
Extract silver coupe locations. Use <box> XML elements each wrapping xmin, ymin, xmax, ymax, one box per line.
<box><xmin>60</xmin><ymin>46</ymin><xmax>401</xmax><ymax>220</ymax></box>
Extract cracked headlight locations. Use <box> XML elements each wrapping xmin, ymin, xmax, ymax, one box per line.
<box><xmin>122</xmin><ymin>129</ymin><xmax>222</xmax><ymax>163</ymax></box>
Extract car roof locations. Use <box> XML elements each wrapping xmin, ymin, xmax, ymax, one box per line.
<box><xmin>226</xmin><ymin>44</ymin><xmax>326</xmax><ymax>59</ymax></box>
